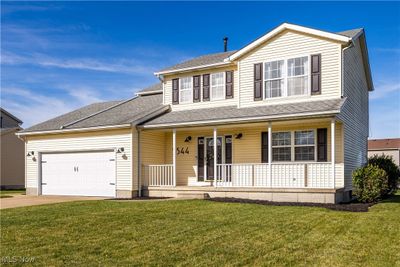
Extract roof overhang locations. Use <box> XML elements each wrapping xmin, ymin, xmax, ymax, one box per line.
<box><xmin>0</xmin><ymin>108</ymin><xmax>23</xmax><ymax>124</ymax></box>
<box><xmin>140</xmin><ymin>110</ymin><xmax>340</xmax><ymax>130</ymax></box>
<box><xmin>227</xmin><ymin>23</ymin><xmax>351</xmax><ymax>62</ymax></box>
<box><xmin>17</xmin><ymin>124</ymin><xmax>132</xmax><ymax>136</ymax></box>
<box><xmin>154</xmin><ymin>61</ymin><xmax>234</xmax><ymax>76</ymax></box>
<box><xmin>135</xmin><ymin>90</ymin><xmax>163</xmax><ymax>96</ymax></box>
<box><xmin>358</xmin><ymin>32</ymin><xmax>374</xmax><ymax>91</ymax></box>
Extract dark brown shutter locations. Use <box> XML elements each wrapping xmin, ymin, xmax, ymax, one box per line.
<box><xmin>202</xmin><ymin>74</ymin><xmax>210</xmax><ymax>101</ymax></box>
<box><xmin>197</xmin><ymin>137</ymin><xmax>204</xmax><ymax>181</ymax></box>
<box><xmin>317</xmin><ymin>128</ymin><xmax>327</xmax><ymax>162</ymax></box>
<box><xmin>172</xmin><ymin>78</ymin><xmax>179</xmax><ymax>104</ymax></box>
<box><xmin>311</xmin><ymin>54</ymin><xmax>321</xmax><ymax>95</ymax></box>
<box><xmin>225</xmin><ymin>135</ymin><xmax>232</xmax><ymax>164</ymax></box>
<box><xmin>261</xmin><ymin>132</ymin><xmax>268</xmax><ymax>163</ymax></box>
<box><xmin>193</xmin><ymin>75</ymin><xmax>201</xmax><ymax>102</ymax></box>
<box><xmin>225</xmin><ymin>71</ymin><xmax>234</xmax><ymax>99</ymax></box>
<box><xmin>254</xmin><ymin>63</ymin><xmax>263</xmax><ymax>100</ymax></box>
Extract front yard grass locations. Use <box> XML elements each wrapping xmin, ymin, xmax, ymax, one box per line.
<box><xmin>1</xmin><ymin>193</ymin><xmax>399</xmax><ymax>266</ymax></box>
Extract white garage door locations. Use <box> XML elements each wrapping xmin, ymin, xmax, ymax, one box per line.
<box><xmin>41</xmin><ymin>151</ymin><xmax>116</xmax><ymax>197</ymax></box>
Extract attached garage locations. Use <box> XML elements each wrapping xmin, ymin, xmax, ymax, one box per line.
<box><xmin>41</xmin><ymin>151</ymin><xmax>116</xmax><ymax>197</ymax></box>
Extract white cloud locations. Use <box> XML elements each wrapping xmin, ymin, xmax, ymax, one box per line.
<box><xmin>1</xmin><ymin>52</ymin><xmax>154</xmax><ymax>74</ymax></box>
<box><xmin>1</xmin><ymin>86</ymin><xmax>108</xmax><ymax>128</ymax></box>
<box><xmin>370</xmin><ymin>81</ymin><xmax>400</xmax><ymax>100</ymax></box>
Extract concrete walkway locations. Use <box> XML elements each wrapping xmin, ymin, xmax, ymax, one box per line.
<box><xmin>1</xmin><ymin>194</ymin><xmax>104</xmax><ymax>209</ymax></box>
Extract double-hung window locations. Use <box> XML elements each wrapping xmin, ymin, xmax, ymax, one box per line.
<box><xmin>265</xmin><ymin>60</ymin><xmax>284</xmax><ymax>98</ymax></box>
<box><xmin>287</xmin><ymin>56</ymin><xmax>309</xmax><ymax>96</ymax></box>
<box><xmin>264</xmin><ymin>56</ymin><xmax>309</xmax><ymax>99</ymax></box>
<box><xmin>272</xmin><ymin>132</ymin><xmax>291</xmax><ymax>161</ymax></box>
<box><xmin>180</xmin><ymin>77</ymin><xmax>193</xmax><ymax>103</ymax></box>
<box><xmin>294</xmin><ymin>130</ymin><xmax>315</xmax><ymax>161</ymax></box>
<box><xmin>211</xmin><ymin>72</ymin><xmax>225</xmax><ymax>100</ymax></box>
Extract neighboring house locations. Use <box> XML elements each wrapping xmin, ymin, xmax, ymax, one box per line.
<box><xmin>1</xmin><ymin>108</ymin><xmax>25</xmax><ymax>189</ymax></box>
<box><xmin>17</xmin><ymin>23</ymin><xmax>373</xmax><ymax>203</ymax></box>
<box><xmin>368</xmin><ymin>138</ymin><xmax>400</xmax><ymax>166</ymax></box>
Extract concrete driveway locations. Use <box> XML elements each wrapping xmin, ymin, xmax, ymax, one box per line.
<box><xmin>1</xmin><ymin>194</ymin><xmax>104</xmax><ymax>209</ymax></box>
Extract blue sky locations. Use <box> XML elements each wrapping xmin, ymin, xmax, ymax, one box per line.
<box><xmin>1</xmin><ymin>1</ymin><xmax>399</xmax><ymax>138</ymax></box>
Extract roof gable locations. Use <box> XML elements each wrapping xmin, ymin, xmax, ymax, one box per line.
<box><xmin>228</xmin><ymin>23</ymin><xmax>351</xmax><ymax>61</ymax></box>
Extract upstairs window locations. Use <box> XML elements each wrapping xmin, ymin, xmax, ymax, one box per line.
<box><xmin>264</xmin><ymin>56</ymin><xmax>309</xmax><ymax>99</ymax></box>
<box><xmin>211</xmin><ymin>72</ymin><xmax>225</xmax><ymax>100</ymax></box>
<box><xmin>180</xmin><ymin>77</ymin><xmax>193</xmax><ymax>103</ymax></box>
<box><xmin>287</xmin><ymin>56</ymin><xmax>309</xmax><ymax>96</ymax></box>
<box><xmin>265</xmin><ymin>60</ymin><xmax>284</xmax><ymax>98</ymax></box>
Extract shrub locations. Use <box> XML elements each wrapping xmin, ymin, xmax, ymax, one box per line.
<box><xmin>368</xmin><ymin>155</ymin><xmax>400</xmax><ymax>194</ymax></box>
<box><xmin>353</xmin><ymin>164</ymin><xmax>388</xmax><ymax>203</ymax></box>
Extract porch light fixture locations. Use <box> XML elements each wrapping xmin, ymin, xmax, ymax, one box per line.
<box><xmin>235</xmin><ymin>133</ymin><xmax>243</xmax><ymax>139</ymax></box>
<box><xmin>117</xmin><ymin>147</ymin><xmax>125</xmax><ymax>153</ymax></box>
<box><xmin>26</xmin><ymin>151</ymin><xmax>34</xmax><ymax>157</ymax></box>
<box><xmin>184</xmin><ymin>136</ymin><xmax>192</xmax><ymax>143</ymax></box>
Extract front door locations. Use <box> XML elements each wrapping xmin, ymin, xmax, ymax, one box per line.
<box><xmin>205</xmin><ymin>137</ymin><xmax>222</xmax><ymax>180</ymax></box>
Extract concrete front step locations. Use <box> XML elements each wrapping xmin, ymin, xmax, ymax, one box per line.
<box><xmin>176</xmin><ymin>192</ymin><xmax>210</xmax><ymax>199</ymax></box>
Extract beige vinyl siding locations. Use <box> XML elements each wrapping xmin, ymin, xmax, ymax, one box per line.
<box><xmin>25</xmin><ymin>128</ymin><xmax>133</xmax><ymax>191</ymax></box>
<box><xmin>238</xmin><ymin>30</ymin><xmax>342</xmax><ymax>108</ymax></box>
<box><xmin>140</xmin><ymin>131</ymin><xmax>167</xmax><ymax>183</ymax></box>
<box><xmin>163</xmin><ymin>65</ymin><xmax>238</xmax><ymax>111</ymax></box>
<box><xmin>145</xmin><ymin>119</ymin><xmax>344</xmax><ymax>187</ymax></box>
<box><xmin>337</xmin><ymin>38</ymin><xmax>370</xmax><ymax>190</ymax></box>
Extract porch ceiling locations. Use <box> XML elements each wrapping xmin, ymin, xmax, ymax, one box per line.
<box><xmin>141</xmin><ymin>98</ymin><xmax>346</xmax><ymax>129</ymax></box>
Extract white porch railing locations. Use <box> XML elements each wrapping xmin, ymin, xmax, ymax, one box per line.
<box><xmin>216</xmin><ymin>162</ymin><xmax>337</xmax><ymax>189</ymax></box>
<box><xmin>145</xmin><ymin>164</ymin><xmax>174</xmax><ymax>186</ymax></box>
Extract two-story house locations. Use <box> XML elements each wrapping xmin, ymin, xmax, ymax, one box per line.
<box><xmin>17</xmin><ymin>23</ymin><xmax>373</xmax><ymax>203</ymax></box>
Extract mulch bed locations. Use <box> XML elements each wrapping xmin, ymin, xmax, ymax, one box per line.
<box><xmin>208</xmin><ymin>197</ymin><xmax>375</xmax><ymax>212</ymax></box>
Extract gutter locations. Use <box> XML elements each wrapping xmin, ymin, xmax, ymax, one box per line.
<box><xmin>16</xmin><ymin>124</ymin><xmax>132</xmax><ymax>136</ymax></box>
<box><xmin>135</xmin><ymin>90</ymin><xmax>163</xmax><ymax>97</ymax></box>
<box><xmin>139</xmin><ymin>109</ymin><xmax>341</xmax><ymax>129</ymax></box>
<box><xmin>154</xmin><ymin>61</ymin><xmax>234</xmax><ymax>76</ymax></box>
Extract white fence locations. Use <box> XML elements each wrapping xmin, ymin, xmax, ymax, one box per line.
<box><xmin>216</xmin><ymin>162</ymin><xmax>337</xmax><ymax>188</ymax></box>
<box><xmin>144</xmin><ymin>164</ymin><xmax>174</xmax><ymax>186</ymax></box>
<box><xmin>145</xmin><ymin>162</ymin><xmax>341</xmax><ymax>188</ymax></box>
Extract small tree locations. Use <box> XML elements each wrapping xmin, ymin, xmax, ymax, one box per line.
<box><xmin>353</xmin><ymin>165</ymin><xmax>389</xmax><ymax>203</ymax></box>
<box><xmin>368</xmin><ymin>155</ymin><xmax>400</xmax><ymax>194</ymax></box>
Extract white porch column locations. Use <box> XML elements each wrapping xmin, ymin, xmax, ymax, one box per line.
<box><xmin>172</xmin><ymin>128</ymin><xmax>177</xmax><ymax>187</ymax></box>
<box><xmin>331</xmin><ymin>119</ymin><xmax>336</xmax><ymax>189</ymax></box>
<box><xmin>213</xmin><ymin>127</ymin><xmax>217</xmax><ymax>187</ymax></box>
<box><xmin>268</xmin><ymin>122</ymin><xmax>272</xmax><ymax>187</ymax></box>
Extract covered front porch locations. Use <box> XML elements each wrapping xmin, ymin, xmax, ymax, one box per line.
<box><xmin>139</xmin><ymin>117</ymin><xmax>344</xmax><ymax>196</ymax></box>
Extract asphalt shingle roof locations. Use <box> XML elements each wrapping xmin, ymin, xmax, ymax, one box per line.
<box><xmin>21</xmin><ymin>93</ymin><xmax>164</xmax><ymax>133</ymax></box>
<box><xmin>158</xmin><ymin>51</ymin><xmax>236</xmax><ymax>73</ymax></box>
<box><xmin>337</xmin><ymin>28</ymin><xmax>363</xmax><ymax>39</ymax></box>
<box><xmin>144</xmin><ymin>98</ymin><xmax>346</xmax><ymax>127</ymax></box>
<box><xmin>137</xmin><ymin>83</ymin><xmax>162</xmax><ymax>94</ymax></box>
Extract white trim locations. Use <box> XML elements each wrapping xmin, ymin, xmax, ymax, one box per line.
<box><xmin>228</xmin><ymin>23</ymin><xmax>350</xmax><ymax>61</ymax></box>
<box><xmin>268</xmin><ymin>122</ymin><xmax>272</xmax><ymax>186</ymax></box>
<box><xmin>141</xmin><ymin>110</ymin><xmax>340</xmax><ymax>129</ymax></box>
<box><xmin>136</xmin><ymin>90</ymin><xmax>163</xmax><ymax>96</ymax></box>
<box><xmin>213</xmin><ymin>128</ymin><xmax>217</xmax><ymax>187</ymax></box>
<box><xmin>331</xmin><ymin>118</ymin><xmax>336</xmax><ymax>188</ymax></box>
<box><xmin>172</xmin><ymin>129</ymin><xmax>177</xmax><ymax>187</ymax></box>
<box><xmin>154</xmin><ymin>62</ymin><xmax>233</xmax><ymax>76</ymax></box>
<box><xmin>17</xmin><ymin>124</ymin><xmax>132</xmax><ymax>136</ymax></box>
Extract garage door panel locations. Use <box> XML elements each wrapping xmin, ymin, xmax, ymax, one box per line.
<box><xmin>41</xmin><ymin>151</ymin><xmax>116</xmax><ymax>197</ymax></box>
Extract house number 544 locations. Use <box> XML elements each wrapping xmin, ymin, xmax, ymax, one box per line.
<box><xmin>176</xmin><ymin>147</ymin><xmax>189</xmax><ymax>155</ymax></box>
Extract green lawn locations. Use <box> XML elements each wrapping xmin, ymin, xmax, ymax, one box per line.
<box><xmin>1</xmin><ymin>194</ymin><xmax>399</xmax><ymax>266</ymax></box>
